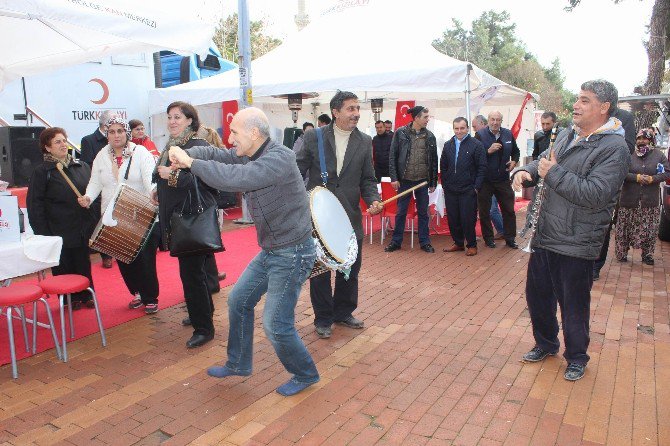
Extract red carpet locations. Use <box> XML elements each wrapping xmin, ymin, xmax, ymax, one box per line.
<box><xmin>1</xmin><ymin>226</ymin><xmax>260</xmax><ymax>366</ymax></box>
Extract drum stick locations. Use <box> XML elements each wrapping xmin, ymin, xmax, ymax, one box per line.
<box><xmin>56</xmin><ymin>163</ymin><xmax>83</xmax><ymax>198</ymax></box>
<box><xmin>366</xmin><ymin>181</ymin><xmax>429</xmax><ymax>213</ymax></box>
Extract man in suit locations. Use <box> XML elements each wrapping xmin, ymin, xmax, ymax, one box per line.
<box><xmin>297</xmin><ymin>90</ymin><xmax>383</xmax><ymax>339</ymax></box>
<box><xmin>441</xmin><ymin>117</ymin><xmax>487</xmax><ymax>256</ymax></box>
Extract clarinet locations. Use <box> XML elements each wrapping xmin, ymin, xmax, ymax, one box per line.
<box><xmin>519</xmin><ymin>125</ymin><xmax>559</xmax><ymax>253</ymax></box>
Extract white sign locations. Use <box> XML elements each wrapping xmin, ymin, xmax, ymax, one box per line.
<box><xmin>0</xmin><ymin>195</ymin><xmax>20</xmax><ymax>243</ymax></box>
<box><xmin>239</xmin><ymin>67</ymin><xmax>249</xmax><ymax>87</ymax></box>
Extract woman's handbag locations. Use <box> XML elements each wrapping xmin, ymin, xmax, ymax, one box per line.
<box><xmin>168</xmin><ymin>178</ymin><xmax>224</xmax><ymax>257</ymax></box>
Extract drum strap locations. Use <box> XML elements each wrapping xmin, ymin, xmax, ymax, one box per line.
<box><xmin>123</xmin><ymin>155</ymin><xmax>133</xmax><ymax>182</ymax></box>
<box><xmin>316</xmin><ymin>127</ymin><xmax>328</xmax><ymax>186</ymax></box>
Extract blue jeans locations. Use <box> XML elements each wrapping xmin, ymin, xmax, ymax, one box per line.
<box><xmin>490</xmin><ymin>196</ymin><xmax>504</xmax><ymax>234</ymax></box>
<box><xmin>392</xmin><ymin>179</ymin><xmax>431</xmax><ymax>247</ymax></box>
<box><xmin>225</xmin><ymin>237</ymin><xmax>319</xmax><ymax>384</ymax></box>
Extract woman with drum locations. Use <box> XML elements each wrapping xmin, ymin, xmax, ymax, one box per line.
<box><xmin>27</xmin><ymin>127</ymin><xmax>98</xmax><ymax>308</ymax></box>
<box><xmin>78</xmin><ymin>117</ymin><xmax>160</xmax><ymax>314</ymax></box>
<box><xmin>153</xmin><ymin>101</ymin><xmax>219</xmax><ymax>348</ymax></box>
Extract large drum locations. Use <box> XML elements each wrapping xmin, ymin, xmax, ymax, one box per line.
<box><xmin>309</xmin><ymin>186</ymin><xmax>358</xmax><ymax>278</ymax></box>
<box><xmin>89</xmin><ymin>184</ymin><xmax>158</xmax><ymax>264</ymax></box>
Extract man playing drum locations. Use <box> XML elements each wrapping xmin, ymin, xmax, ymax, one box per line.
<box><xmin>168</xmin><ymin>107</ymin><xmax>321</xmax><ymax>396</ymax></box>
<box><xmin>297</xmin><ymin>91</ymin><xmax>383</xmax><ymax>339</ymax></box>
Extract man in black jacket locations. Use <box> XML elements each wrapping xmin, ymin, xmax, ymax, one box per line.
<box><xmin>441</xmin><ymin>117</ymin><xmax>487</xmax><ymax>256</ymax></box>
<box><xmin>532</xmin><ymin>111</ymin><xmax>560</xmax><ymax>160</ymax></box>
<box><xmin>372</xmin><ymin>120</ymin><xmax>392</xmax><ymax>181</ymax></box>
<box><xmin>475</xmin><ymin>111</ymin><xmax>521</xmax><ymax>249</ymax></box>
<box><xmin>385</xmin><ymin>106</ymin><xmax>438</xmax><ymax>253</ymax></box>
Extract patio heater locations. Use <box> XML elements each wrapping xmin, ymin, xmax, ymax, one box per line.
<box><xmin>288</xmin><ymin>93</ymin><xmax>303</xmax><ymax>125</ymax></box>
<box><xmin>371</xmin><ymin>98</ymin><xmax>383</xmax><ymax>122</ymax></box>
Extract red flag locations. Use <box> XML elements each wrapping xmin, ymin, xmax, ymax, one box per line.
<box><xmin>394</xmin><ymin>100</ymin><xmax>415</xmax><ymax>129</ymax></box>
<box><xmin>221</xmin><ymin>100</ymin><xmax>238</xmax><ymax>148</ymax></box>
<box><xmin>511</xmin><ymin>93</ymin><xmax>533</xmax><ymax>139</ymax></box>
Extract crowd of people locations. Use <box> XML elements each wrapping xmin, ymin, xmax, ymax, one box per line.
<box><xmin>24</xmin><ymin>78</ymin><xmax>669</xmax><ymax>393</ymax></box>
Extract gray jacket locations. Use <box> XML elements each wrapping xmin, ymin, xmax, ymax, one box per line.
<box><xmin>188</xmin><ymin>139</ymin><xmax>312</xmax><ymax>250</ymax></box>
<box><xmin>296</xmin><ymin>123</ymin><xmax>380</xmax><ymax>240</ymax></box>
<box><xmin>619</xmin><ymin>148</ymin><xmax>670</xmax><ymax>208</ymax></box>
<box><xmin>517</xmin><ymin>120</ymin><xmax>630</xmax><ymax>260</ymax></box>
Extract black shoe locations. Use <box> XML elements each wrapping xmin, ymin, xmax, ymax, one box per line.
<box><xmin>564</xmin><ymin>363</ymin><xmax>586</xmax><ymax>381</ymax></box>
<box><xmin>186</xmin><ymin>333</ymin><xmax>213</xmax><ymax>348</ymax></box>
<box><xmin>384</xmin><ymin>243</ymin><xmax>401</xmax><ymax>252</ymax></box>
<box><xmin>593</xmin><ymin>270</ymin><xmax>600</xmax><ymax>281</ymax></box>
<box><xmin>642</xmin><ymin>256</ymin><xmax>654</xmax><ymax>266</ymax></box>
<box><xmin>420</xmin><ymin>244</ymin><xmax>435</xmax><ymax>253</ymax></box>
<box><xmin>505</xmin><ymin>240</ymin><xmax>519</xmax><ymax>249</ymax></box>
<box><xmin>182</xmin><ymin>317</ymin><xmax>192</xmax><ymax>326</ymax></box>
<box><xmin>485</xmin><ymin>240</ymin><xmax>496</xmax><ymax>248</ymax></box>
<box><xmin>335</xmin><ymin>316</ymin><xmax>364</xmax><ymax>329</ymax></box>
<box><xmin>315</xmin><ymin>325</ymin><xmax>332</xmax><ymax>338</ymax></box>
<box><xmin>522</xmin><ymin>346</ymin><xmax>556</xmax><ymax>363</ymax></box>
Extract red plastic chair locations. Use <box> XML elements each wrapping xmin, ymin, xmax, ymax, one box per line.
<box><xmin>39</xmin><ymin>274</ymin><xmax>106</xmax><ymax>362</ymax></box>
<box><xmin>380</xmin><ymin>182</ymin><xmax>418</xmax><ymax>248</ymax></box>
<box><xmin>360</xmin><ymin>196</ymin><xmax>380</xmax><ymax>244</ymax></box>
<box><xmin>0</xmin><ymin>284</ymin><xmax>61</xmax><ymax>379</ymax></box>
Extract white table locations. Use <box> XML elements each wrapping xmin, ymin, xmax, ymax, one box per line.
<box><xmin>0</xmin><ymin>234</ymin><xmax>62</xmax><ymax>282</ymax></box>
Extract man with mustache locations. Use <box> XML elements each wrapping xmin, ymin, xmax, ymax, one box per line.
<box><xmin>297</xmin><ymin>90</ymin><xmax>383</xmax><ymax>339</ymax></box>
<box><xmin>512</xmin><ymin>79</ymin><xmax>630</xmax><ymax>381</ymax></box>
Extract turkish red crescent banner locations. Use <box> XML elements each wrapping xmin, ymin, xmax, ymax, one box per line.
<box><xmin>511</xmin><ymin>93</ymin><xmax>533</xmax><ymax>139</ymax></box>
<box><xmin>221</xmin><ymin>100</ymin><xmax>238</xmax><ymax>148</ymax></box>
<box><xmin>394</xmin><ymin>100</ymin><xmax>415</xmax><ymax>129</ymax></box>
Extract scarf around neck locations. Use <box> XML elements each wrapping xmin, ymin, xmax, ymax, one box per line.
<box><xmin>44</xmin><ymin>153</ymin><xmax>72</xmax><ymax>167</ymax></box>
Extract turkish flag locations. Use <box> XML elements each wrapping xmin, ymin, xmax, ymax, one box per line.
<box><xmin>510</xmin><ymin>93</ymin><xmax>533</xmax><ymax>139</ymax></box>
<box><xmin>221</xmin><ymin>100</ymin><xmax>238</xmax><ymax>148</ymax></box>
<box><xmin>394</xmin><ymin>100</ymin><xmax>415</xmax><ymax>130</ymax></box>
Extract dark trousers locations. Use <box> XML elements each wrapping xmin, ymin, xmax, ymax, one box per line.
<box><xmin>52</xmin><ymin>245</ymin><xmax>93</xmax><ymax>302</ymax></box>
<box><xmin>391</xmin><ymin>179</ymin><xmax>430</xmax><ymax>247</ymax></box>
<box><xmin>178</xmin><ymin>254</ymin><xmax>215</xmax><ymax>336</ymax></box>
<box><xmin>444</xmin><ymin>189</ymin><xmax>478</xmax><ymax>248</ymax></box>
<box><xmin>204</xmin><ymin>253</ymin><xmax>220</xmax><ymax>294</ymax></box>
<box><xmin>117</xmin><ymin>226</ymin><xmax>160</xmax><ymax>304</ymax></box>
<box><xmin>310</xmin><ymin>238</ymin><xmax>363</xmax><ymax>327</ymax></box>
<box><xmin>593</xmin><ymin>220</ymin><xmax>613</xmax><ymax>274</ymax></box>
<box><xmin>526</xmin><ymin>247</ymin><xmax>593</xmax><ymax>365</ymax></box>
<box><xmin>477</xmin><ymin>180</ymin><xmax>516</xmax><ymax>242</ymax></box>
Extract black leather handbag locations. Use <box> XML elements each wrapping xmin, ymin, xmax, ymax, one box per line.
<box><xmin>169</xmin><ymin>178</ymin><xmax>224</xmax><ymax>257</ymax></box>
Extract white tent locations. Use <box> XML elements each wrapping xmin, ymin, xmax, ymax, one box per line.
<box><xmin>0</xmin><ymin>0</ymin><xmax>216</xmax><ymax>90</ymax></box>
<box><xmin>148</xmin><ymin>0</ymin><xmax>536</xmax><ymax>137</ymax></box>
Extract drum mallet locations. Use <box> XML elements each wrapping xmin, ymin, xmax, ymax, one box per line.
<box><xmin>56</xmin><ymin>162</ymin><xmax>83</xmax><ymax>198</ymax></box>
<box><xmin>366</xmin><ymin>180</ymin><xmax>428</xmax><ymax>213</ymax></box>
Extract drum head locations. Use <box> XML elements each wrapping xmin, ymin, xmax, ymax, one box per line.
<box><xmin>310</xmin><ymin>187</ymin><xmax>354</xmax><ymax>264</ymax></box>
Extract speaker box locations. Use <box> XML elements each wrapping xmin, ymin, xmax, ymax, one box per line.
<box><xmin>0</xmin><ymin>126</ymin><xmax>45</xmax><ymax>187</ymax></box>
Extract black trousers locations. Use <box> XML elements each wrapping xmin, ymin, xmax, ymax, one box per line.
<box><xmin>310</xmin><ymin>238</ymin><xmax>363</xmax><ymax>327</ymax></box>
<box><xmin>526</xmin><ymin>247</ymin><xmax>593</xmax><ymax>365</ymax></box>
<box><xmin>477</xmin><ymin>180</ymin><xmax>517</xmax><ymax>242</ymax></box>
<box><xmin>52</xmin><ymin>245</ymin><xmax>93</xmax><ymax>302</ymax></box>
<box><xmin>204</xmin><ymin>253</ymin><xmax>220</xmax><ymax>294</ymax></box>
<box><xmin>444</xmin><ymin>189</ymin><xmax>478</xmax><ymax>248</ymax></box>
<box><xmin>117</xmin><ymin>226</ymin><xmax>160</xmax><ymax>304</ymax></box>
<box><xmin>178</xmin><ymin>254</ymin><xmax>215</xmax><ymax>336</ymax></box>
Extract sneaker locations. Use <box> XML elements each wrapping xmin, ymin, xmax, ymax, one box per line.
<box><xmin>128</xmin><ymin>294</ymin><xmax>143</xmax><ymax>309</ymax></box>
<box><xmin>522</xmin><ymin>346</ymin><xmax>556</xmax><ymax>363</ymax></box>
<box><xmin>485</xmin><ymin>239</ymin><xmax>496</xmax><ymax>248</ymax></box>
<box><xmin>564</xmin><ymin>363</ymin><xmax>586</xmax><ymax>381</ymax></box>
<box><xmin>642</xmin><ymin>256</ymin><xmax>654</xmax><ymax>266</ymax></box>
<box><xmin>144</xmin><ymin>303</ymin><xmax>158</xmax><ymax>314</ymax></box>
<box><xmin>384</xmin><ymin>243</ymin><xmax>401</xmax><ymax>252</ymax></box>
<box><xmin>315</xmin><ymin>325</ymin><xmax>332</xmax><ymax>338</ymax></box>
<box><xmin>335</xmin><ymin>316</ymin><xmax>364</xmax><ymax>329</ymax></box>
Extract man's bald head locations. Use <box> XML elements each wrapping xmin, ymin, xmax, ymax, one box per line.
<box><xmin>228</xmin><ymin>107</ymin><xmax>271</xmax><ymax>156</ymax></box>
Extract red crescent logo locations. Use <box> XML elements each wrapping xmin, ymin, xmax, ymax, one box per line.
<box><xmin>400</xmin><ymin>104</ymin><xmax>410</xmax><ymax>117</ymax></box>
<box><xmin>89</xmin><ymin>78</ymin><xmax>109</xmax><ymax>105</ymax></box>
<box><xmin>226</xmin><ymin>112</ymin><xmax>234</xmax><ymax>124</ymax></box>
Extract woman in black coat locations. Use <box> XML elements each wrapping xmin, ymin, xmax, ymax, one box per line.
<box><xmin>153</xmin><ymin>101</ymin><xmax>220</xmax><ymax>348</ymax></box>
<box><xmin>27</xmin><ymin>127</ymin><xmax>98</xmax><ymax>307</ymax></box>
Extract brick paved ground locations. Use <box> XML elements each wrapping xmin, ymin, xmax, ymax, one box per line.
<box><xmin>1</xmin><ymin>212</ymin><xmax>669</xmax><ymax>445</ymax></box>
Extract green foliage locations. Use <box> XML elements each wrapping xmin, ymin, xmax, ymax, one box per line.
<box><xmin>212</xmin><ymin>14</ymin><xmax>282</xmax><ymax>62</ymax></box>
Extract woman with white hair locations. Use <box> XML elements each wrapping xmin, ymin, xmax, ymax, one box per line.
<box><xmin>78</xmin><ymin>116</ymin><xmax>161</xmax><ymax>314</ymax></box>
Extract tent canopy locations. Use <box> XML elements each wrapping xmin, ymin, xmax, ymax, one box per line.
<box><xmin>148</xmin><ymin>0</ymin><xmax>534</xmax><ymax>116</ymax></box>
<box><xmin>0</xmin><ymin>0</ymin><xmax>216</xmax><ymax>90</ymax></box>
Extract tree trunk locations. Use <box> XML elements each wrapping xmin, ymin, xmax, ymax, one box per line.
<box><xmin>639</xmin><ymin>0</ymin><xmax>670</xmax><ymax>128</ymax></box>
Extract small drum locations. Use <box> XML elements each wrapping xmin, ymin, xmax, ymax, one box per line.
<box><xmin>89</xmin><ymin>184</ymin><xmax>158</xmax><ymax>264</ymax></box>
<box><xmin>309</xmin><ymin>186</ymin><xmax>358</xmax><ymax>278</ymax></box>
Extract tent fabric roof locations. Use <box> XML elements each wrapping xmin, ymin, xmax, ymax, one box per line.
<box><xmin>148</xmin><ymin>1</ymin><xmax>533</xmax><ymax>115</ymax></box>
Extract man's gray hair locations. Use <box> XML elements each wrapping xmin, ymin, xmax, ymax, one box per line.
<box><xmin>99</xmin><ymin>110</ymin><xmax>115</xmax><ymax>126</ymax></box>
<box><xmin>244</xmin><ymin>113</ymin><xmax>271</xmax><ymax>138</ymax></box>
<box><xmin>474</xmin><ymin>114</ymin><xmax>487</xmax><ymax>125</ymax></box>
<box><xmin>581</xmin><ymin>79</ymin><xmax>618</xmax><ymax>116</ymax></box>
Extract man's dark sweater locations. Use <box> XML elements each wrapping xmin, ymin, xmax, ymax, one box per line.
<box><xmin>475</xmin><ymin>127</ymin><xmax>520</xmax><ymax>182</ymax></box>
<box><xmin>372</xmin><ymin>132</ymin><xmax>392</xmax><ymax>179</ymax></box>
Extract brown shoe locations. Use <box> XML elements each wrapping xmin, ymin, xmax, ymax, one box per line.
<box><xmin>102</xmin><ymin>257</ymin><xmax>113</xmax><ymax>268</ymax></box>
<box><xmin>465</xmin><ymin>247</ymin><xmax>478</xmax><ymax>256</ymax></box>
<box><xmin>217</xmin><ymin>272</ymin><xmax>227</xmax><ymax>281</ymax></box>
<box><xmin>443</xmin><ymin>244</ymin><xmax>465</xmax><ymax>252</ymax></box>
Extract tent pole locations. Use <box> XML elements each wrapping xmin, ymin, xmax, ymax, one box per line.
<box><xmin>465</xmin><ymin>64</ymin><xmax>472</xmax><ymax>126</ymax></box>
